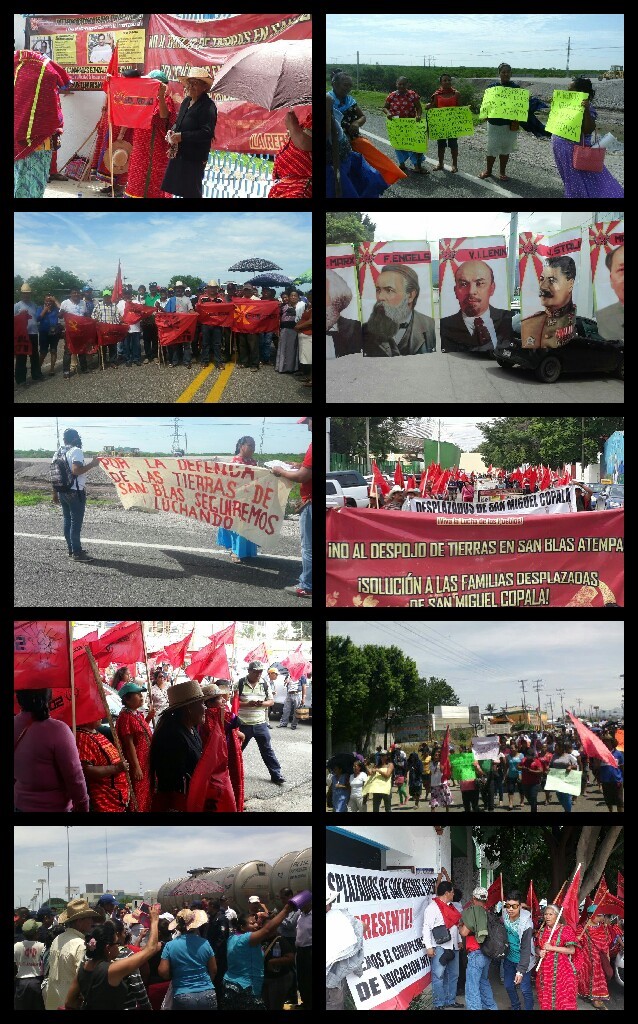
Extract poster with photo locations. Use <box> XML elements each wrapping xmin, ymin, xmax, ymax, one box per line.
<box><xmin>589</xmin><ymin>220</ymin><xmax>624</xmax><ymax>342</ymax></box>
<box><xmin>358</xmin><ymin>240</ymin><xmax>435</xmax><ymax>357</ymax></box>
<box><xmin>439</xmin><ymin>235</ymin><xmax>511</xmax><ymax>353</ymax></box>
<box><xmin>326</xmin><ymin>244</ymin><xmax>361</xmax><ymax>360</ymax></box>
<box><xmin>519</xmin><ymin>227</ymin><xmax>582</xmax><ymax>350</ymax></box>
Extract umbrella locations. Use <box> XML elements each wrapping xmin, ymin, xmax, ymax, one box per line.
<box><xmin>293</xmin><ymin>268</ymin><xmax>312</xmax><ymax>284</ymax></box>
<box><xmin>228</xmin><ymin>258</ymin><xmax>283</xmax><ymax>272</ymax></box>
<box><xmin>211</xmin><ymin>39</ymin><xmax>311</xmax><ymax>110</ymax></box>
<box><xmin>246</xmin><ymin>272</ymin><xmax>293</xmax><ymax>287</ymax></box>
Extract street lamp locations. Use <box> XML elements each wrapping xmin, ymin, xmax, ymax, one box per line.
<box><xmin>37</xmin><ymin>879</ymin><xmax>46</xmax><ymax>906</ymax></box>
<box><xmin>42</xmin><ymin>862</ymin><xmax>55</xmax><ymax>903</ymax></box>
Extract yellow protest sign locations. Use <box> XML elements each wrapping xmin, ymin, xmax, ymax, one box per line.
<box><xmin>52</xmin><ymin>34</ymin><xmax>77</xmax><ymax>63</ymax></box>
<box><xmin>426</xmin><ymin>106</ymin><xmax>474</xmax><ymax>140</ymax></box>
<box><xmin>386</xmin><ymin>116</ymin><xmax>428</xmax><ymax>153</ymax></box>
<box><xmin>479</xmin><ymin>85</ymin><xmax>529</xmax><ymax>121</ymax></box>
<box><xmin>544</xmin><ymin>90</ymin><xmax>587</xmax><ymax>142</ymax></box>
<box><xmin>115</xmin><ymin>29</ymin><xmax>145</xmax><ymax>63</ymax></box>
<box><xmin>362</xmin><ymin>773</ymin><xmax>393</xmax><ymax>796</ymax></box>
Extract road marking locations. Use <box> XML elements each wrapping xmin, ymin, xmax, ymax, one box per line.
<box><xmin>204</xmin><ymin>361</ymin><xmax>235</xmax><ymax>402</ymax></box>
<box><xmin>361</xmin><ymin>128</ymin><xmax>523</xmax><ymax>197</ymax></box>
<box><xmin>14</xmin><ymin>532</ymin><xmax>302</xmax><ymax>561</ymax></box>
<box><xmin>176</xmin><ymin>363</ymin><xmax>215</xmax><ymax>403</ymax></box>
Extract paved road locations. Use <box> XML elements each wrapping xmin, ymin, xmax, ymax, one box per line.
<box><xmin>14</xmin><ymin>504</ymin><xmax>307</xmax><ymax>608</ymax></box>
<box><xmin>243</xmin><ymin>718</ymin><xmax>312</xmax><ymax>811</ymax></box>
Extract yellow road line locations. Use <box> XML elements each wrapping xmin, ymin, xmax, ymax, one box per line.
<box><xmin>203</xmin><ymin>361</ymin><xmax>235</xmax><ymax>403</ymax></box>
<box><xmin>175</xmin><ymin>364</ymin><xmax>215</xmax><ymax>404</ymax></box>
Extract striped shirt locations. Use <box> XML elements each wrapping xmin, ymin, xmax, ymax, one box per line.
<box><xmin>115</xmin><ymin>948</ymin><xmax>152</xmax><ymax>1009</ymax></box>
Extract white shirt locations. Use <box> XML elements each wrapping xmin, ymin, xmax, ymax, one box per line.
<box><xmin>65</xmin><ymin>445</ymin><xmax>86</xmax><ymax>490</ymax></box>
<box><xmin>296</xmin><ymin>909</ymin><xmax>312</xmax><ymax>947</ymax></box>
<box><xmin>59</xmin><ymin>298</ymin><xmax>87</xmax><ymax>317</ymax></box>
<box><xmin>14</xmin><ymin>938</ymin><xmax>45</xmax><ymax>977</ymax></box>
<box><xmin>461</xmin><ymin>308</ymin><xmax>497</xmax><ymax>350</ymax></box>
<box><xmin>422</xmin><ymin>899</ymin><xmax>459</xmax><ymax>951</ymax></box>
<box><xmin>349</xmin><ymin>771</ymin><xmax>367</xmax><ymax>794</ymax></box>
<box><xmin>116</xmin><ymin>299</ymin><xmax>141</xmax><ymax>334</ymax></box>
<box><xmin>44</xmin><ymin>928</ymin><xmax>86</xmax><ymax>1010</ymax></box>
<box><xmin>90</xmin><ymin>43</ymin><xmax>113</xmax><ymax>63</ymax></box>
<box><xmin>174</xmin><ymin>295</ymin><xmax>193</xmax><ymax>313</ymax></box>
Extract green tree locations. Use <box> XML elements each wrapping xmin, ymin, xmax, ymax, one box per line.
<box><xmin>394</xmin><ymin>676</ymin><xmax>460</xmax><ymax>721</ymax></box>
<box><xmin>167</xmin><ymin>274</ymin><xmax>204</xmax><ymax>293</ymax></box>
<box><xmin>15</xmin><ymin>266</ymin><xmax>86</xmax><ymax>305</ymax></box>
<box><xmin>326</xmin><ymin>212</ymin><xmax>376</xmax><ymax>246</ymax></box>
<box><xmin>478</xmin><ymin>416</ymin><xmax>624</xmax><ymax>470</ymax></box>
<box><xmin>331</xmin><ymin>417</ymin><xmax>424</xmax><ymax>461</ymax></box>
<box><xmin>275</xmin><ymin>621</ymin><xmax>312</xmax><ymax>641</ymax></box>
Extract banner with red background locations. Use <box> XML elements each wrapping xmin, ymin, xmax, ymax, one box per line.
<box><xmin>25</xmin><ymin>14</ymin><xmax>145</xmax><ymax>89</ymax></box>
<box><xmin>326</xmin><ymin>508</ymin><xmax>624</xmax><ymax>608</ymax></box>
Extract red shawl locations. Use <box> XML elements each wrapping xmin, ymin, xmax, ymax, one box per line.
<box><xmin>433</xmin><ymin>897</ymin><xmax>462</xmax><ymax>928</ymax></box>
<box><xmin>14</xmin><ymin>49</ymin><xmax>70</xmax><ymax>160</ymax></box>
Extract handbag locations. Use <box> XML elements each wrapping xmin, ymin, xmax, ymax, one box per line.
<box><xmin>572</xmin><ymin>130</ymin><xmax>606</xmax><ymax>172</ymax></box>
<box><xmin>394</xmin><ymin>774</ymin><xmax>405</xmax><ymax>785</ymax></box>
<box><xmin>432</xmin><ymin>924</ymin><xmax>452</xmax><ymax>944</ymax></box>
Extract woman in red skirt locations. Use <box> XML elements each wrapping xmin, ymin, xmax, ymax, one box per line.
<box><xmin>269</xmin><ymin>110</ymin><xmax>311</xmax><ymax>198</ymax></box>
<box><xmin>116</xmin><ymin>681</ymin><xmax>155</xmax><ymax>812</ymax></box>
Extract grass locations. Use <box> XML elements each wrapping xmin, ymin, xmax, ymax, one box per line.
<box><xmin>14</xmin><ymin>490</ymin><xmax>114</xmax><ymax>507</ymax></box>
<box><xmin>326</xmin><ymin>83</ymin><xmax>482</xmax><ymax>124</ymax></box>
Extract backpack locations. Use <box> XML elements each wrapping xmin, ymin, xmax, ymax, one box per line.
<box><xmin>50</xmin><ymin>445</ymin><xmax>78</xmax><ymax>492</ymax></box>
<box><xmin>238</xmin><ymin>678</ymin><xmax>269</xmax><ymax>699</ymax></box>
<box><xmin>479</xmin><ymin>911</ymin><xmax>509</xmax><ymax>959</ymax></box>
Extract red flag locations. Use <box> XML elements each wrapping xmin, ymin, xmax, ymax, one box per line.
<box><xmin>155</xmin><ymin>311</ymin><xmax>199</xmax><ymax>347</ymax></box>
<box><xmin>111</xmin><ymin>260</ymin><xmax>123</xmax><ymax>304</ymax></box>
<box><xmin>432</xmin><ymin>469</ymin><xmax>452</xmax><ymax>496</ymax></box>
<box><xmin>560</xmin><ymin>864</ymin><xmax>581</xmax><ymax>931</ymax></box>
<box><xmin>594</xmin><ymin>892</ymin><xmax>624</xmax><ymax>919</ymax></box>
<box><xmin>440</xmin><ymin>724</ymin><xmax>451</xmax><ymax>782</ymax></box>
<box><xmin>14</xmin><ymin>621</ymin><xmax>70</xmax><ymax>690</ymax></box>
<box><xmin>186</xmin><ymin>637</ymin><xmax>230</xmax><ymax>682</ymax></box>
<box><xmin>539</xmin><ymin>466</ymin><xmax>552</xmax><ymax>491</ymax></box>
<box><xmin>95</xmin><ymin>321</ymin><xmax>130</xmax><ymax>348</ymax></box>
<box><xmin>208</xmin><ymin>623</ymin><xmax>236</xmax><ymax>647</ymax></box>
<box><xmin>232</xmin><ymin>299</ymin><xmax>280</xmax><ymax>334</ymax></box>
<box><xmin>102</xmin><ymin>43</ymin><xmax>119</xmax><ymax>92</ymax></box>
<box><xmin>186</xmin><ymin>715</ymin><xmax>237</xmax><ymax>812</ymax></box>
<box><xmin>566</xmin><ymin>712</ymin><xmax>618</xmax><ymax>767</ymax></box>
<box><xmin>592</xmin><ymin>876</ymin><xmax>609</xmax><ymax>907</ymax></box>
<box><xmin>90</xmin><ymin>621</ymin><xmax>144</xmax><ymax>669</ymax></box>
<box><xmin>162</xmin><ymin>631</ymin><xmax>194</xmax><ymax>669</ymax></box>
<box><xmin>196</xmin><ymin>300</ymin><xmax>235</xmax><ymax>327</ymax></box>
<box><xmin>108</xmin><ymin>76</ymin><xmax>159</xmax><ymax>129</ymax></box>
<box><xmin>231</xmin><ymin>688</ymin><xmax>240</xmax><ymax>715</ymax></box>
<box><xmin>419</xmin><ymin>464</ymin><xmax>432</xmax><ymax>496</ymax></box>
<box><xmin>407</xmin><ymin>475</ymin><xmax>416</xmax><ymax>491</ymax></box>
<box><xmin>617</xmin><ymin>872</ymin><xmax>624</xmax><ymax>901</ymax></box>
<box><xmin>485</xmin><ymin>874</ymin><xmax>504</xmax><ymax>911</ymax></box>
<box><xmin>281</xmin><ymin>643</ymin><xmax>308</xmax><ymax>681</ymax></box>
<box><xmin>48</xmin><ymin>647</ymin><xmax>106</xmax><ymax>728</ymax></box>
<box><xmin>394</xmin><ymin>463</ymin><xmax>405</xmax><ymax>489</ymax></box>
<box><xmin>14</xmin><ymin>311</ymin><xmax>31</xmax><ymax>355</ymax></box>
<box><xmin>62</xmin><ymin>312</ymin><xmax>98</xmax><ymax>354</ymax></box>
<box><xmin>73</xmin><ymin>630</ymin><xmax>99</xmax><ymax>654</ymax></box>
<box><xmin>121</xmin><ymin>299</ymin><xmax>153</xmax><ymax>324</ymax></box>
<box><xmin>243</xmin><ymin>642</ymin><xmax>269</xmax><ymax>664</ymax></box>
<box><xmin>526</xmin><ymin>879</ymin><xmax>540</xmax><ymax>925</ymax></box>
<box><xmin>371</xmin><ymin>460</ymin><xmax>390</xmax><ymax>496</ymax></box>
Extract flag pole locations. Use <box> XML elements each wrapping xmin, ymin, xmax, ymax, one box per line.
<box><xmin>85</xmin><ymin>645</ymin><xmax>138</xmax><ymax>811</ymax></box>
<box><xmin>140</xmin><ymin>620</ymin><xmax>155</xmax><ymax>728</ymax></box>
<box><xmin>69</xmin><ymin>622</ymin><xmax>76</xmax><ymax>739</ymax></box>
<box><xmin>107</xmin><ymin>84</ymin><xmax>115</xmax><ymax>199</ymax></box>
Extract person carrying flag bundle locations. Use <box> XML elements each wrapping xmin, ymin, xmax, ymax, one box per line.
<box><xmin>535</xmin><ymin>902</ymin><xmax>579</xmax><ymax>1009</ymax></box>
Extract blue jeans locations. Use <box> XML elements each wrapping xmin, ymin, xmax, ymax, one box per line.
<box><xmin>59</xmin><ymin>489</ymin><xmax>87</xmax><ymax>555</ymax></box>
<box><xmin>503</xmin><ymin>958</ymin><xmax>533</xmax><ymax>1010</ymax></box>
<box><xmin>465</xmin><ymin>949</ymin><xmax>497</xmax><ymax>1010</ymax></box>
<box><xmin>556</xmin><ymin>791</ymin><xmax>572</xmax><ymax>812</ymax></box>
<box><xmin>298</xmin><ymin>502</ymin><xmax>312</xmax><ymax>592</ymax></box>
<box><xmin>121</xmin><ymin>332</ymin><xmax>141</xmax><ymax>364</ymax></box>
<box><xmin>201</xmin><ymin>325</ymin><xmax>223</xmax><ymax>364</ymax></box>
<box><xmin>394</xmin><ymin>148</ymin><xmax>423</xmax><ymax>167</ymax></box>
<box><xmin>431</xmin><ymin>947</ymin><xmax>460</xmax><ymax>1008</ymax></box>
<box><xmin>172</xmin><ymin>987</ymin><xmax>217</xmax><ymax>1010</ymax></box>
<box><xmin>522</xmin><ymin>782</ymin><xmax>540</xmax><ymax>813</ymax></box>
<box><xmin>259</xmin><ymin>331</ymin><xmax>274</xmax><ymax>363</ymax></box>
<box><xmin>240</xmin><ymin>721</ymin><xmax>283</xmax><ymax>780</ymax></box>
<box><xmin>171</xmin><ymin>340</ymin><xmax>192</xmax><ymax>365</ymax></box>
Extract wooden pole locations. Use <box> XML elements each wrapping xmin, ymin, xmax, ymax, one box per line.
<box><xmin>69</xmin><ymin>622</ymin><xmax>76</xmax><ymax>739</ymax></box>
<box><xmin>85</xmin><ymin>645</ymin><xmax>138</xmax><ymax>811</ymax></box>
<box><xmin>107</xmin><ymin>89</ymin><xmax>115</xmax><ymax>199</ymax></box>
<box><xmin>140</xmin><ymin>621</ymin><xmax>155</xmax><ymax>728</ymax></box>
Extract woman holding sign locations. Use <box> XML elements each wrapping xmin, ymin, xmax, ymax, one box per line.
<box><xmin>217</xmin><ymin>436</ymin><xmax>260</xmax><ymax>563</ymax></box>
<box><xmin>479</xmin><ymin>63</ymin><xmax>522</xmax><ymax>182</ymax></box>
<box><xmin>550</xmin><ymin>78</ymin><xmax>624</xmax><ymax>199</ymax></box>
<box><xmin>425</xmin><ymin>73</ymin><xmax>461</xmax><ymax>172</ymax></box>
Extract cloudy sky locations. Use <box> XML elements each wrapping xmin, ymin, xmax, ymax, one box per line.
<box><xmin>361</xmin><ymin>212</ymin><xmax>563</xmax><ymax>247</ymax></box>
<box><xmin>14</xmin><ymin>211</ymin><xmax>311</xmax><ymax>293</ymax></box>
<box><xmin>328</xmin><ymin>621</ymin><xmax>624</xmax><ymax>715</ymax></box>
<box><xmin>14</xmin><ymin>416</ymin><xmax>311</xmax><ymax>455</ymax></box>
<box><xmin>327</xmin><ymin>14</ymin><xmax>624</xmax><ymax>70</ymax></box>
<box><xmin>14</xmin><ymin>826</ymin><xmax>310</xmax><ymax>908</ymax></box>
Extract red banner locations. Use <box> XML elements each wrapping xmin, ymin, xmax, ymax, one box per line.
<box><xmin>95</xmin><ymin>322</ymin><xmax>131</xmax><ymax>348</ymax></box>
<box><xmin>162</xmin><ymin>631</ymin><xmax>194</xmax><ymax>670</ymax></box>
<box><xmin>213</xmin><ymin>100</ymin><xmax>312</xmax><ymax>155</ymax></box>
<box><xmin>196</xmin><ymin>301</ymin><xmax>235</xmax><ymax>328</ymax></box>
<box><xmin>209</xmin><ymin>623</ymin><xmax>236</xmax><ymax>646</ymax></box>
<box><xmin>47</xmin><ymin>647</ymin><xmax>106</xmax><ymax>728</ymax></box>
<box><xmin>122</xmin><ymin>300</ymin><xmax>154</xmax><ymax>324</ymax></box>
<box><xmin>90</xmin><ymin>620</ymin><xmax>144</xmax><ymax>668</ymax></box>
<box><xmin>108</xmin><ymin>76</ymin><xmax>159</xmax><ymax>129</ymax></box>
<box><xmin>326</xmin><ymin>509</ymin><xmax>624</xmax><ymax>608</ymax></box>
<box><xmin>243</xmin><ymin>642</ymin><xmax>269</xmax><ymax>664</ymax></box>
<box><xmin>25</xmin><ymin>14</ymin><xmax>145</xmax><ymax>90</ymax></box>
<box><xmin>14</xmin><ymin>311</ymin><xmax>31</xmax><ymax>355</ymax></box>
<box><xmin>62</xmin><ymin>312</ymin><xmax>98</xmax><ymax>354</ymax></box>
<box><xmin>232</xmin><ymin>299</ymin><xmax>280</xmax><ymax>333</ymax></box>
<box><xmin>14</xmin><ymin>621</ymin><xmax>70</xmax><ymax>690</ymax></box>
<box><xmin>155</xmin><ymin>311</ymin><xmax>199</xmax><ymax>347</ymax></box>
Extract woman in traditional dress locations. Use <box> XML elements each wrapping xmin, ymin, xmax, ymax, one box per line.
<box><xmin>124</xmin><ymin>71</ymin><xmax>176</xmax><ymax>198</ymax></box>
<box><xmin>217</xmin><ymin>435</ymin><xmax>260</xmax><ymax>563</ymax></box>
<box><xmin>551</xmin><ymin>78</ymin><xmax>624</xmax><ymax>199</ymax></box>
<box><xmin>161</xmin><ymin>68</ymin><xmax>217</xmax><ymax>199</ymax></box>
<box><xmin>535</xmin><ymin>903</ymin><xmax>579</xmax><ymax>1010</ymax></box>
<box><xmin>202</xmin><ymin>679</ymin><xmax>245</xmax><ymax>811</ymax></box>
<box><xmin>115</xmin><ymin>682</ymin><xmax>155</xmax><ymax>812</ymax></box>
<box><xmin>269</xmin><ymin>109</ymin><xmax>312</xmax><ymax>197</ymax></box>
<box><xmin>75</xmin><ymin>719</ymin><xmax>130</xmax><ymax>812</ymax></box>
<box><xmin>275</xmin><ymin>290</ymin><xmax>300</xmax><ymax>373</ymax></box>
<box><xmin>575</xmin><ymin>905</ymin><xmax>613</xmax><ymax>1008</ymax></box>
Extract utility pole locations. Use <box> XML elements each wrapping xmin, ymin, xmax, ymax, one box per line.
<box><xmin>532</xmin><ymin>678</ymin><xmax>543</xmax><ymax>730</ymax></box>
<box><xmin>619</xmin><ymin>673</ymin><xmax>624</xmax><ymax>712</ymax></box>
<box><xmin>437</xmin><ymin>418</ymin><xmax>441</xmax><ymax>463</ymax></box>
<box><xmin>365</xmin><ymin>417</ymin><xmax>371</xmax><ymax>473</ymax></box>
<box><xmin>518</xmin><ymin>679</ymin><xmax>528</xmax><ymax>728</ymax></box>
<box><xmin>581</xmin><ymin>416</ymin><xmax>585</xmax><ymax>477</ymax></box>
<box><xmin>548</xmin><ymin>695</ymin><xmax>554</xmax><ymax>725</ymax></box>
<box><xmin>356</xmin><ymin>51</ymin><xmax>359</xmax><ymax>89</ymax></box>
<box><xmin>326</xmin><ymin>417</ymin><xmax>331</xmax><ymax>472</ymax></box>
<box><xmin>566</xmin><ymin>36</ymin><xmax>571</xmax><ymax>75</ymax></box>
<box><xmin>576</xmin><ymin>697</ymin><xmax>583</xmax><ymax>715</ymax></box>
<box><xmin>556</xmin><ymin>688</ymin><xmax>565</xmax><ymax>720</ymax></box>
<box><xmin>509</xmin><ymin>212</ymin><xmax>518</xmax><ymax>301</ymax></box>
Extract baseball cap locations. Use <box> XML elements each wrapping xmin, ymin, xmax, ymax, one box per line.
<box><xmin>22</xmin><ymin>919</ymin><xmax>39</xmax><ymax>937</ymax></box>
<box><xmin>248</xmin><ymin>896</ymin><xmax>261</xmax><ymax>904</ymax></box>
<box><xmin>472</xmin><ymin>886</ymin><xmax>489</xmax><ymax>901</ymax></box>
<box><xmin>149</xmin><ymin>281</ymin><xmax>158</xmax><ymax>288</ymax></box>
<box><xmin>102</xmin><ymin>288</ymin><xmax>112</xmax><ymax>297</ymax></box>
<box><xmin>36</xmin><ymin>905</ymin><xmax>54</xmax><ymax>920</ymax></box>
<box><xmin>98</xmin><ymin>894</ymin><xmax>118</xmax><ymax>905</ymax></box>
<box><xmin>119</xmin><ymin>682</ymin><xmax>147</xmax><ymax>698</ymax></box>
<box><xmin>248</xmin><ymin>660</ymin><xmax>264</xmax><ymax>671</ymax></box>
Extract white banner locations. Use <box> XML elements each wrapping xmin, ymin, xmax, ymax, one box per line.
<box><xmin>590</xmin><ymin>220</ymin><xmax>624</xmax><ymax>342</ymax></box>
<box><xmin>98</xmin><ymin>456</ymin><xmax>293</xmax><ymax>548</ymax></box>
<box><xmin>326</xmin><ymin>863</ymin><xmax>434</xmax><ymax>1010</ymax></box>
<box><xmin>326</xmin><ymin>243</ymin><xmax>361</xmax><ymax>360</ymax></box>
<box><xmin>410</xmin><ymin>484</ymin><xmax>576</xmax><ymax>517</ymax></box>
<box><xmin>472</xmin><ymin>735</ymin><xmax>500</xmax><ymax>759</ymax></box>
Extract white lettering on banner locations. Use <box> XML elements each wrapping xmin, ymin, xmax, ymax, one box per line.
<box><xmin>410</xmin><ymin>485</ymin><xmax>576</xmax><ymax>517</ymax></box>
<box><xmin>326</xmin><ymin>863</ymin><xmax>435</xmax><ymax>1010</ymax></box>
<box><xmin>97</xmin><ymin>457</ymin><xmax>294</xmax><ymax>548</ymax></box>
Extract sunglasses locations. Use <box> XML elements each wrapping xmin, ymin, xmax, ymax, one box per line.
<box><xmin>505</xmin><ymin>903</ymin><xmax>520</xmax><ymax>908</ymax></box>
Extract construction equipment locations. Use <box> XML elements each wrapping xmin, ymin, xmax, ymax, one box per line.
<box><xmin>600</xmin><ymin>65</ymin><xmax>623</xmax><ymax>80</ymax></box>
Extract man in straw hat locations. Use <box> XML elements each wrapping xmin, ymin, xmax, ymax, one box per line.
<box><xmin>161</xmin><ymin>67</ymin><xmax>217</xmax><ymax>199</ymax></box>
<box><xmin>195</xmin><ymin>279</ymin><xmax>226</xmax><ymax>370</ymax></box>
<box><xmin>14</xmin><ymin>281</ymin><xmax>44</xmax><ymax>387</ymax></box>
<box><xmin>149</xmin><ymin>680</ymin><xmax>207</xmax><ymax>811</ymax></box>
<box><xmin>43</xmin><ymin>899</ymin><xmax>101</xmax><ymax>1009</ymax></box>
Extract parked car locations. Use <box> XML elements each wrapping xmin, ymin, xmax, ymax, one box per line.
<box><xmin>326</xmin><ymin>471</ymin><xmax>370</xmax><ymax>507</ymax></box>
<box><xmin>604</xmin><ymin>485</ymin><xmax>624</xmax><ymax>509</ymax></box>
<box><xmin>326</xmin><ymin>479</ymin><xmax>347</xmax><ymax>508</ymax></box>
<box><xmin>494</xmin><ymin>313</ymin><xmax>623</xmax><ymax>383</ymax></box>
<box><xmin>589</xmin><ymin>483</ymin><xmax>607</xmax><ymax>510</ymax></box>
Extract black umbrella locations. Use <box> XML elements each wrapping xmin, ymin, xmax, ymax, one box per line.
<box><xmin>228</xmin><ymin>258</ymin><xmax>283</xmax><ymax>272</ymax></box>
<box><xmin>246</xmin><ymin>272</ymin><xmax>293</xmax><ymax>287</ymax></box>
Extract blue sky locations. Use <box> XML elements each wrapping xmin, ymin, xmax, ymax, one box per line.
<box><xmin>327</xmin><ymin>14</ymin><xmax>624</xmax><ymax>70</ymax></box>
<box><xmin>14</xmin><ymin>211</ymin><xmax>312</xmax><ymax>292</ymax></box>
<box><xmin>14</xmin><ymin>826</ymin><xmax>311</xmax><ymax>908</ymax></box>
<box><xmin>14</xmin><ymin>416</ymin><xmax>312</xmax><ymax>454</ymax></box>
<box><xmin>329</xmin><ymin>621</ymin><xmax>624</xmax><ymax>714</ymax></box>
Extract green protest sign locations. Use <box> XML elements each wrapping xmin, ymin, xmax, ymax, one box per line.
<box><xmin>386</xmin><ymin>116</ymin><xmax>428</xmax><ymax>153</ymax></box>
<box><xmin>449</xmin><ymin>751</ymin><xmax>476</xmax><ymax>781</ymax></box>
<box><xmin>479</xmin><ymin>85</ymin><xmax>529</xmax><ymax>121</ymax></box>
<box><xmin>544</xmin><ymin>90</ymin><xmax>587</xmax><ymax>142</ymax></box>
<box><xmin>426</xmin><ymin>106</ymin><xmax>474</xmax><ymax>140</ymax></box>
<box><xmin>544</xmin><ymin>768</ymin><xmax>583</xmax><ymax>797</ymax></box>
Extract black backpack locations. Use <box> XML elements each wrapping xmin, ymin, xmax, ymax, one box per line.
<box><xmin>238</xmin><ymin>677</ymin><xmax>270</xmax><ymax>699</ymax></box>
<box><xmin>50</xmin><ymin>445</ymin><xmax>78</xmax><ymax>493</ymax></box>
<box><xmin>480</xmin><ymin>911</ymin><xmax>509</xmax><ymax>960</ymax></box>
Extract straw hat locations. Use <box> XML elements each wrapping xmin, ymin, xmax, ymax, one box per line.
<box><xmin>167</xmin><ymin>680</ymin><xmax>205</xmax><ymax>711</ymax></box>
<box><xmin>104</xmin><ymin>141</ymin><xmax>132</xmax><ymax>175</ymax></box>
<box><xmin>179</xmin><ymin>67</ymin><xmax>213</xmax><ymax>87</ymax></box>
<box><xmin>169</xmin><ymin>908</ymin><xmax>209</xmax><ymax>932</ymax></box>
<box><xmin>201</xmin><ymin>683</ymin><xmax>222</xmax><ymax>700</ymax></box>
<box><xmin>58</xmin><ymin>898</ymin><xmax>101</xmax><ymax>925</ymax></box>
<box><xmin>20</xmin><ymin>282</ymin><xmax>32</xmax><ymax>293</ymax></box>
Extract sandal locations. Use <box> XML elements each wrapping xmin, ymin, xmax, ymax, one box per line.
<box><xmin>414</xmin><ymin>165</ymin><xmax>429</xmax><ymax>174</ymax></box>
<box><xmin>450</xmin><ymin>167</ymin><xmax>459</xmax><ymax>173</ymax></box>
<box><xmin>498</xmin><ymin>174</ymin><xmax>510</xmax><ymax>181</ymax></box>
<box><xmin>479</xmin><ymin>171</ymin><xmax>492</xmax><ymax>179</ymax></box>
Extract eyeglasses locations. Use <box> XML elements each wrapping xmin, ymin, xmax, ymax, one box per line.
<box><xmin>504</xmin><ymin>903</ymin><xmax>520</xmax><ymax>908</ymax></box>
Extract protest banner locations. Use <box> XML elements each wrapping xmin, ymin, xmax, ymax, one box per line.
<box><xmin>426</xmin><ymin>106</ymin><xmax>474</xmax><ymax>140</ymax></box>
<box><xmin>121</xmin><ymin>300</ymin><xmax>154</xmax><ymax>325</ymax></box>
<box><xmin>439</xmin><ymin>234</ymin><xmax>511</xmax><ymax>352</ymax></box>
<box><xmin>358</xmin><ymin>240</ymin><xmax>434</xmax><ymax>329</ymax></box>
<box><xmin>544</xmin><ymin>769</ymin><xmax>583</xmax><ymax>797</ymax></box>
<box><xmin>95</xmin><ymin>322</ymin><xmax>131</xmax><ymax>348</ymax></box>
<box><xmin>154</xmin><ymin>312</ymin><xmax>199</xmax><ymax>347</ymax></box>
<box><xmin>61</xmin><ymin>312</ymin><xmax>98</xmax><ymax>354</ymax></box>
<box><xmin>589</xmin><ymin>220</ymin><xmax>624</xmax><ymax>341</ymax></box>
<box><xmin>98</xmin><ymin>456</ymin><xmax>293</xmax><ymax>548</ymax></box>
<box><xmin>410</xmin><ymin>484</ymin><xmax>576</xmax><ymax>517</ymax></box>
<box><xmin>326</xmin><ymin>507</ymin><xmax>624</xmax><ymax>608</ymax></box>
<box><xmin>326</xmin><ymin>863</ymin><xmax>434</xmax><ymax>1010</ymax></box>
<box><xmin>196</xmin><ymin>302</ymin><xmax>235</xmax><ymax>328</ymax></box>
<box><xmin>386</xmin><ymin>116</ymin><xmax>428</xmax><ymax>153</ymax></box>
<box><xmin>472</xmin><ymin>736</ymin><xmax>500</xmax><ymax>760</ymax></box>
<box><xmin>14</xmin><ymin>311</ymin><xmax>31</xmax><ymax>355</ymax></box>
<box><xmin>326</xmin><ymin>243</ymin><xmax>361</xmax><ymax>361</ymax></box>
<box><xmin>213</xmin><ymin>100</ymin><xmax>312</xmax><ymax>155</ymax></box>
<box><xmin>450</xmin><ymin>752</ymin><xmax>476</xmax><ymax>780</ymax></box>
<box><xmin>544</xmin><ymin>90</ymin><xmax>587</xmax><ymax>142</ymax></box>
<box><xmin>232</xmin><ymin>299</ymin><xmax>280</xmax><ymax>333</ymax></box>
<box><xmin>518</xmin><ymin>226</ymin><xmax>583</xmax><ymax>328</ymax></box>
<box><xmin>25</xmin><ymin>14</ymin><xmax>145</xmax><ymax>88</ymax></box>
<box><xmin>107</xmin><ymin>76</ymin><xmax>159</xmax><ymax>130</ymax></box>
<box><xmin>479</xmin><ymin>85</ymin><xmax>529</xmax><ymax>120</ymax></box>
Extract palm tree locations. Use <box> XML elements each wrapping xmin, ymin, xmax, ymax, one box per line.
<box><xmin>485</xmin><ymin>703</ymin><xmax>496</xmax><ymax>714</ymax></box>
